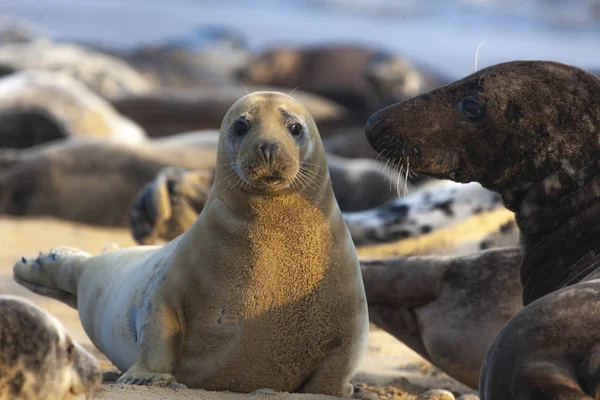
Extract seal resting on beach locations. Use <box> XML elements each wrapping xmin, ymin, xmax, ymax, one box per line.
<box><xmin>366</xmin><ymin>60</ymin><xmax>600</xmax><ymax>399</ymax></box>
<box><xmin>13</xmin><ymin>91</ymin><xmax>369</xmax><ymax>396</ymax></box>
<box><xmin>240</xmin><ymin>44</ymin><xmax>447</xmax><ymax>113</ymax></box>
<box><xmin>362</xmin><ymin>248</ymin><xmax>522</xmax><ymax>389</ymax></box>
<box><xmin>0</xmin><ymin>295</ymin><xmax>102</xmax><ymax>400</ymax></box>
<box><xmin>0</xmin><ymin>70</ymin><xmax>146</xmax><ymax>148</ymax></box>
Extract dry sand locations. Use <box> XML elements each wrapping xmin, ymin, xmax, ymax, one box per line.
<box><xmin>0</xmin><ymin>216</ymin><xmax>477</xmax><ymax>400</ymax></box>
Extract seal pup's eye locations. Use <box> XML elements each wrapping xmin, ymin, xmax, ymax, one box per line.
<box><xmin>288</xmin><ymin>123</ymin><xmax>303</xmax><ymax>138</ymax></box>
<box><xmin>234</xmin><ymin>118</ymin><xmax>251</xmax><ymax>137</ymax></box>
<box><xmin>460</xmin><ymin>97</ymin><xmax>483</xmax><ymax>119</ymax></box>
<box><xmin>66</xmin><ymin>340</ymin><xmax>75</xmax><ymax>361</ymax></box>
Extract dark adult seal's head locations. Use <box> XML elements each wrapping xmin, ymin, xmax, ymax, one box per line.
<box><xmin>365</xmin><ymin>61</ymin><xmax>600</xmax><ymax>215</ymax></box>
<box><xmin>366</xmin><ymin>60</ymin><xmax>600</xmax><ymax>306</ymax></box>
<box><xmin>215</xmin><ymin>91</ymin><xmax>328</xmax><ymax>199</ymax></box>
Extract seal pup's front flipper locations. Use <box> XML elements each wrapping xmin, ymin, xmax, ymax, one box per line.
<box><xmin>116</xmin><ymin>297</ymin><xmax>183</xmax><ymax>388</ymax></box>
<box><xmin>13</xmin><ymin>246</ymin><xmax>92</xmax><ymax>309</ymax></box>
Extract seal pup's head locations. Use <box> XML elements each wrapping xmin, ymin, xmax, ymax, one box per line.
<box><xmin>213</xmin><ymin>91</ymin><xmax>329</xmax><ymax>202</ymax></box>
<box><xmin>365</xmin><ymin>61</ymin><xmax>600</xmax><ymax>215</ymax></box>
<box><xmin>0</xmin><ymin>295</ymin><xmax>102</xmax><ymax>399</ymax></box>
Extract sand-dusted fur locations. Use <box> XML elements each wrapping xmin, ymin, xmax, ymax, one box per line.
<box><xmin>13</xmin><ymin>91</ymin><xmax>368</xmax><ymax>396</ymax></box>
<box><xmin>0</xmin><ymin>295</ymin><xmax>101</xmax><ymax>400</ymax></box>
<box><xmin>362</xmin><ymin>248</ymin><xmax>522</xmax><ymax>389</ymax></box>
<box><xmin>366</xmin><ymin>61</ymin><xmax>600</xmax><ymax>399</ymax></box>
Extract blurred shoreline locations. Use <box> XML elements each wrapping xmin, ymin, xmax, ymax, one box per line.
<box><xmin>3</xmin><ymin>0</ymin><xmax>600</xmax><ymax>79</ymax></box>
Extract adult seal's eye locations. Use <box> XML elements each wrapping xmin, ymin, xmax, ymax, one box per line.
<box><xmin>234</xmin><ymin>118</ymin><xmax>251</xmax><ymax>137</ymax></box>
<box><xmin>460</xmin><ymin>97</ymin><xmax>483</xmax><ymax>119</ymax></box>
<box><xmin>288</xmin><ymin>123</ymin><xmax>303</xmax><ymax>137</ymax></box>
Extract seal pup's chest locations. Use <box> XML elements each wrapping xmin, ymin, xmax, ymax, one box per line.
<box><xmin>233</xmin><ymin>195</ymin><xmax>335</xmax><ymax>314</ymax></box>
<box><xmin>178</xmin><ymin>195</ymin><xmax>355</xmax><ymax>391</ymax></box>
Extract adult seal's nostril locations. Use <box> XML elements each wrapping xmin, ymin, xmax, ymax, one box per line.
<box><xmin>364</xmin><ymin>113</ymin><xmax>385</xmax><ymax>151</ymax></box>
<box><xmin>259</xmin><ymin>142</ymin><xmax>279</xmax><ymax>165</ymax></box>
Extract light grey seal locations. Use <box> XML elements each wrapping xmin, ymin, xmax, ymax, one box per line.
<box><xmin>0</xmin><ymin>295</ymin><xmax>102</xmax><ymax>400</ymax></box>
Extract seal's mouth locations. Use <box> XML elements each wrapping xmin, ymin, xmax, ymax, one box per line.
<box><xmin>243</xmin><ymin>171</ymin><xmax>296</xmax><ymax>194</ymax></box>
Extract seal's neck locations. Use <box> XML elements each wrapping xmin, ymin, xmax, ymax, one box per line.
<box><xmin>509</xmin><ymin>175</ymin><xmax>600</xmax><ymax>305</ymax></box>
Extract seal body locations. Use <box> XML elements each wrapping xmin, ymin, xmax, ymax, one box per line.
<box><xmin>365</xmin><ymin>60</ymin><xmax>600</xmax><ymax>399</ymax></box>
<box><xmin>362</xmin><ymin>247</ymin><xmax>523</xmax><ymax>388</ymax></box>
<box><xmin>0</xmin><ymin>70</ymin><xmax>146</xmax><ymax>148</ymax></box>
<box><xmin>0</xmin><ymin>295</ymin><xmax>102</xmax><ymax>400</ymax></box>
<box><xmin>14</xmin><ymin>91</ymin><xmax>368</xmax><ymax>396</ymax></box>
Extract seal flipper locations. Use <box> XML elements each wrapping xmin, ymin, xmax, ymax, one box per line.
<box><xmin>13</xmin><ymin>246</ymin><xmax>92</xmax><ymax>309</ymax></box>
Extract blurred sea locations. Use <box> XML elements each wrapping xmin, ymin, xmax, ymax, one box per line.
<box><xmin>2</xmin><ymin>0</ymin><xmax>600</xmax><ymax>79</ymax></box>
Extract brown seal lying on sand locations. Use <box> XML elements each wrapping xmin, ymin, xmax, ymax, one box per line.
<box><xmin>366</xmin><ymin>60</ymin><xmax>600</xmax><ymax>399</ymax></box>
<box><xmin>109</xmin><ymin>85</ymin><xmax>352</xmax><ymax>138</ymax></box>
<box><xmin>240</xmin><ymin>44</ymin><xmax>448</xmax><ymax>114</ymax></box>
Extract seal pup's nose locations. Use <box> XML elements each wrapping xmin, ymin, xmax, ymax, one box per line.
<box><xmin>259</xmin><ymin>142</ymin><xmax>279</xmax><ymax>165</ymax></box>
<box><xmin>364</xmin><ymin>113</ymin><xmax>385</xmax><ymax>151</ymax></box>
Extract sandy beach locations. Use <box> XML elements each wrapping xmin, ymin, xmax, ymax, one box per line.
<box><xmin>0</xmin><ymin>216</ymin><xmax>476</xmax><ymax>400</ymax></box>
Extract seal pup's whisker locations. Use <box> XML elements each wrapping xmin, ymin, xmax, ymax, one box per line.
<box><xmin>283</xmin><ymin>86</ymin><xmax>300</xmax><ymax>108</ymax></box>
<box><xmin>297</xmin><ymin>168</ymin><xmax>319</xmax><ymax>189</ymax></box>
<box><xmin>404</xmin><ymin>156</ymin><xmax>410</xmax><ymax>197</ymax></box>
<box><xmin>300</xmin><ymin>162</ymin><xmax>327</xmax><ymax>172</ymax></box>
<box><xmin>213</xmin><ymin>169</ymin><xmax>238</xmax><ymax>190</ymax></box>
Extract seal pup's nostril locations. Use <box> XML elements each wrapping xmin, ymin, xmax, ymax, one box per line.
<box><xmin>364</xmin><ymin>113</ymin><xmax>385</xmax><ymax>151</ymax></box>
<box><xmin>259</xmin><ymin>142</ymin><xmax>279</xmax><ymax>165</ymax></box>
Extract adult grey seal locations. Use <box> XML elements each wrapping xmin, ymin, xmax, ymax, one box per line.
<box><xmin>13</xmin><ymin>91</ymin><xmax>369</xmax><ymax>396</ymax></box>
<box><xmin>0</xmin><ymin>295</ymin><xmax>102</xmax><ymax>400</ymax></box>
<box><xmin>365</xmin><ymin>60</ymin><xmax>600</xmax><ymax>399</ymax></box>
<box><xmin>0</xmin><ymin>70</ymin><xmax>146</xmax><ymax>148</ymax></box>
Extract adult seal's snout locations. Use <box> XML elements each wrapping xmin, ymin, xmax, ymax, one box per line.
<box><xmin>364</xmin><ymin>113</ymin><xmax>385</xmax><ymax>151</ymax></box>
